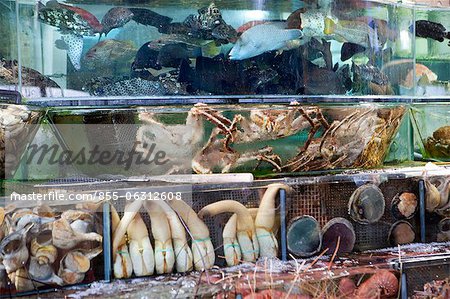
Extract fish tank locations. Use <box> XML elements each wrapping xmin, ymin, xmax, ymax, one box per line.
<box><xmin>0</xmin><ymin>0</ymin><xmax>447</xmax><ymax>99</ymax></box>
<box><xmin>3</xmin><ymin>101</ymin><xmax>408</xmax><ymax>181</ymax></box>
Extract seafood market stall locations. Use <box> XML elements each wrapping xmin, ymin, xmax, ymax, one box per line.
<box><xmin>0</xmin><ymin>0</ymin><xmax>449</xmax><ymax>298</ymax></box>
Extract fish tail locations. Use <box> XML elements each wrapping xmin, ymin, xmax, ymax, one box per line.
<box><xmin>324</xmin><ymin>17</ymin><xmax>336</xmax><ymax>35</ymax></box>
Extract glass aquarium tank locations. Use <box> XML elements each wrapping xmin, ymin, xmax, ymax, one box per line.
<box><xmin>1</xmin><ymin>0</ymin><xmax>448</xmax><ymax>99</ymax></box>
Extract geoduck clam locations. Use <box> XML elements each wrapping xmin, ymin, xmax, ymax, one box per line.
<box><xmin>287</xmin><ymin>215</ymin><xmax>322</xmax><ymax>257</ymax></box>
<box><xmin>112</xmin><ymin>200</ymin><xmax>155</xmax><ymax>276</ymax></box>
<box><xmin>388</xmin><ymin>220</ymin><xmax>416</xmax><ymax>246</ymax></box>
<box><xmin>144</xmin><ymin>201</ymin><xmax>175</xmax><ymax>274</ymax></box>
<box><xmin>110</xmin><ymin>204</ymin><xmax>133</xmax><ymax>279</ymax></box>
<box><xmin>199</xmin><ymin>200</ymin><xmax>259</xmax><ymax>262</ymax></box>
<box><xmin>348</xmin><ymin>184</ymin><xmax>385</xmax><ymax>224</ymax></box>
<box><xmin>153</xmin><ymin>200</ymin><xmax>193</xmax><ymax>273</ymax></box>
<box><xmin>391</xmin><ymin>192</ymin><xmax>418</xmax><ymax>220</ymax></box>
<box><xmin>321</xmin><ymin>217</ymin><xmax>355</xmax><ymax>255</ymax></box>
<box><xmin>126</xmin><ymin>212</ymin><xmax>155</xmax><ymax>276</ymax></box>
<box><xmin>168</xmin><ymin>199</ymin><xmax>215</xmax><ymax>270</ymax></box>
<box><xmin>0</xmin><ymin>223</ymin><xmax>33</xmax><ymax>273</ymax></box>
<box><xmin>255</xmin><ymin>183</ymin><xmax>292</xmax><ymax>258</ymax></box>
<box><xmin>222</xmin><ymin>214</ymin><xmax>241</xmax><ymax>267</ymax></box>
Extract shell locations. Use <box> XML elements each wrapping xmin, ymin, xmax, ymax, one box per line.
<box><xmin>61</xmin><ymin>210</ymin><xmax>94</xmax><ymax>223</ymax></box>
<box><xmin>321</xmin><ymin>217</ymin><xmax>355</xmax><ymax>255</ymax></box>
<box><xmin>0</xmin><ymin>223</ymin><xmax>32</xmax><ymax>273</ymax></box>
<box><xmin>32</xmin><ymin>204</ymin><xmax>56</xmax><ymax>218</ymax></box>
<box><xmin>391</xmin><ymin>192</ymin><xmax>418</xmax><ymax>220</ymax></box>
<box><xmin>52</xmin><ymin>218</ymin><xmax>102</xmax><ymax>249</ymax></box>
<box><xmin>356</xmin><ymin>270</ymin><xmax>399</xmax><ymax>298</ymax></box>
<box><xmin>437</xmin><ymin>218</ymin><xmax>450</xmax><ymax>242</ymax></box>
<box><xmin>10</xmin><ymin>267</ymin><xmax>34</xmax><ymax>292</ymax></box>
<box><xmin>16</xmin><ymin>214</ymin><xmax>55</xmax><ymax>234</ymax></box>
<box><xmin>30</xmin><ymin>230</ymin><xmax>57</xmax><ymax>265</ymax></box>
<box><xmin>348</xmin><ymin>184</ymin><xmax>385</xmax><ymax>224</ymax></box>
<box><xmin>388</xmin><ymin>220</ymin><xmax>415</xmax><ymax>245</ymax></box>
<box><xmin>287</xmin><ymin>215</ymin><xmax>322</xmax><ymax>257</ymax></box>
<box><xmin>29</xmin><ymin>257</ymin><xmax>63</xmax><ymax>285</ymax></box>
<box><xmin>425</xmin><ymin>179</ymin><xmax>441</xmax><ymax>212</ymax></box>
<box><xmin>64</xmin><ymin>251</ymin><xmax>91</xmax><ymax>273</ymax></box>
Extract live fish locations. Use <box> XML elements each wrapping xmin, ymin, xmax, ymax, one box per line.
<box><xmin>413</xmin><ymin>20</ymin><xmax>450</xmax><ymax>45</ymax></box>
<box><xmin>129</xmin><ymin>8</ymin><xmax>173</xmax><ymax>30</ymax></box>
<box><xmin>237</xmin><ymin>20</ymin><xmax>270</xmax><ymax>33</ymax></box>
<box><xmin>101</xmin><ymin>7</ymin><xmax>134</xmax><ymax>36</ymax></box>
<box><xmin>132</xmin><ymin>42</ymin><xmax>162</xmax><ymax>79</ymax></box>
<box><xmin>85</xmin><ymin>77</ymin><xmax>167</xmax><ymax>96</ymax></box>
<box><xmin>39</xmin><ymin>0</ymin><xmax>102</xmax><ymax>35</ymax></box>
<box><xmin>229</xmin><ymin>24</ymin><xmax>302</xmax><ymax>60</ymax></box>
<box><xmin>324</xmin><ymin>17</ymin><xmax>383</xmax><ymax>50</ymax></box>
<box><xmin>148</xmin><ymin>34</ymin><xmax>220</xmax><ymax>58</ymax></box>
<box><xmin>0</xmin><ymin>59</ymin><xmax>60</xmax><ymax>97</ymax></box>
<box><xmin>55</xmin><ymin>34</ymin><xmax>84</xmax><ymax>70</ymax></box>
<box><xmin>159</xmin><ymin>2</ymin><xmax>237</xmax><ymax>44</ymax></box>
<box><xmin>83</xmin><ymin>39</ymin><xmax>136</xmax><ymax>70</ymax></box>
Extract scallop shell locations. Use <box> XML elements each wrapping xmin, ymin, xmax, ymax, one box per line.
<box><xmin>348</xmin><ymin>184</ymin><xmax>385</xmax><ymax>224</ymax></box>
<box><xmin>391</xmin><ymin>192</ymin><xmax>418</xmax><ymax>220</ymax></box>
<box><xmin>388</xmin><ymin>220</ymin><xmax>415</xmax><ymax>245</ymax></box>
<box><xmin>287</xmin><ymin>215</ymin><xmax>321</xmax><ymax>257</ymax></box>
<box><xmin>321</xmin><ymin>217</ymin><xmax>355</xmax><ymax>255</ymax></box>
<box><xmin>437</xmin><ymin>218</ymin><xmax>450</xmax><ymax>242</ymax></box>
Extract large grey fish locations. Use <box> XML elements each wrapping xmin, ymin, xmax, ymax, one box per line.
<box><xmin>229</xmin><ymin>23</ymin><xmax>302</xmax><ymax>60</ymax></box>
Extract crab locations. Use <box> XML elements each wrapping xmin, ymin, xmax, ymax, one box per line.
<box><xmin>425</xmin><ymin>126</ymin><xmax>450</xmax><ymax>159</ymax></box>
<box><xmin>191</xmin><ymin>102</ymin><xmax>328</xmax><ymax>174</ymax></box>
<box><xmin>136</xmin><ymin>103</ymin><xmax>214</xmax><ymax>174</ymax></box>
<box><xmin>284</xmin><ymin>107</ymin><xmax>401</xmax><ymax>172</ymax></box>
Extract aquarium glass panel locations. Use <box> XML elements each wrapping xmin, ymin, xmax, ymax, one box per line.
<box><xmin>4</xmin><ymin>0</ymin><xmax>447</xmax><ymax>99</ymax></box>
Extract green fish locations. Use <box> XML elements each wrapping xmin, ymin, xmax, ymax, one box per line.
<box><xmin>148</xmin><ymin>34</ymin><xmax>221</xmax><ymax>58</ymax></box>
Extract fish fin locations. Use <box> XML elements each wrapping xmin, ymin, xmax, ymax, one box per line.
<box><xmin>178</xmin><ymin>59</ymin><xmax>195</xmax><ymax>83</ymax></box>
<box><xmin>341</xmin><ymin>42</ymin><xmax>366</xmax><ymax>61</ymax></box>
<box><xmin>324</xmin><ymin>17</ymin><xmax>336</xmax><ymax>35</ymax></box>
<box><xmin>285</xmin><ymin>29</ymin><xmax>303</xmax><ymax>40</ymax></box>
<box><xmin>417</xmin><ymin>75</ymin><xmax>430</xmax><ymax>86</ymax></box>
<box><xmin>55</xmin><ymin>39</ymin><xmax>68</xmax><ymax>50</ymax></box>
<box><xmin>201</xmin><ymin>42</ymin><xmax>221</xmax><ymax>58</ymax></box>
<box><xmin>45</xmin><ymin>0</ymin><xmax>60</xmax><ymax>8</ymax></box>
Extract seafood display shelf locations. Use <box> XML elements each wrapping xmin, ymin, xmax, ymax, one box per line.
<box><xmin>9</xmin><ymin>167</ymin><xmax>445</xmax><ymax>276</ymax></box>
<box><xmin>7</xmin><ymin>242</ymin><xmax>450</xmax><ymax>298</ymax></box>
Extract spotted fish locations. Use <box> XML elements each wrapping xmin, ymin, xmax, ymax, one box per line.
<box><xmin>55</xmin><ymin>34</ymin><xmax>84</xmax><ymax>70</ymax></box>
<box><xmin>101</xmin><ymin>7</ymin><xmax>134</xmax><ymax>36</ymax></box>
<box><xmin>85</xmin><ymin>77</ymin><xmax>167</xmax><ymax>96</ymax></box>
<box><xmin>83</xmin><ymin>39</ymin><xmax>136</xmax><ymax>70</ymax></box>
